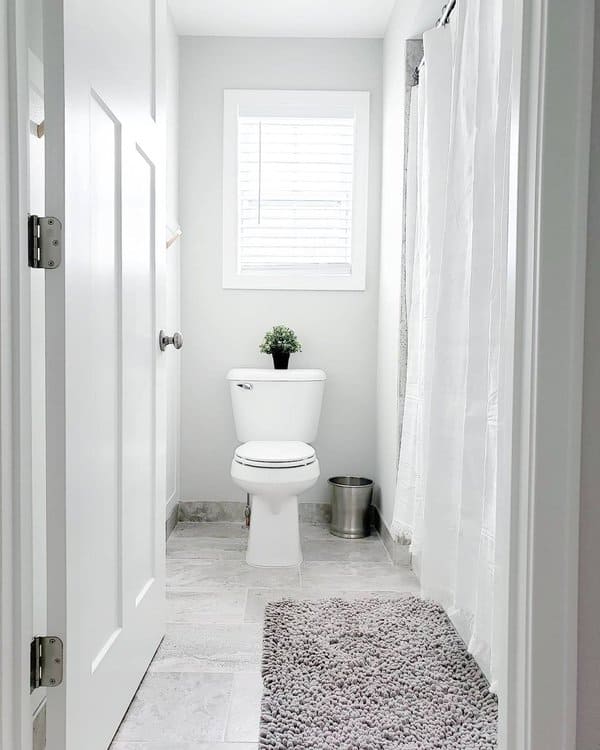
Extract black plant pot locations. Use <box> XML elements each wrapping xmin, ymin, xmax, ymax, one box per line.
<box><xmin>272</xmin><ymin>350</ymin><xmax>290</xmax><ymax>370</ymax></box>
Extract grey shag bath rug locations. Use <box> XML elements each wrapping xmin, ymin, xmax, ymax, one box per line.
<box><xmin>260</xmin><ymin>596</ymin><xmax>497</xmax><ymax>749</ymax></box>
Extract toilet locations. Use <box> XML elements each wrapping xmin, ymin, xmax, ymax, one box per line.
<box><xmin>227</xmin><ymin>368</ymin><xmax>326</xmax><ymax>567</ymax></box>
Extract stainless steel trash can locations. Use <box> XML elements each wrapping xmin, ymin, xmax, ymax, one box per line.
<box><xmin>328</xmin><ymin>476</ymin><xmax>373</xmax><ymax>539</ymax></box>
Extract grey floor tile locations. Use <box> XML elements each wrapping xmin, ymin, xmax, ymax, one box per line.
<box><xmin>150</xmin><ymin>624</ymin><xmax>262</xmax><ymax>673</ymax></box>
<box><xmin>167</xmin><ymin>535</ymin><xmax>247</xmax><ymax>560</ymax></box>
<box><xmin>244</xmin><ymin>587</ymin><xmax>413</xmax><ymax>624</ymax></box>
<box><xmin>224</xmin><ymin>672</ymin><xmax>263</xmax><ymax>743</ymax></box>
<box><xmin>302</xmin><ymin>537</ymin><xmax>390</xmax><ymax>563</ymax></box>
<box><xmin>114</xmin><ymin>519</ymin><xmax>420</xmax><ymax>747</ymax></box>
<box><xmin>173</xmin><ymin>522</ymin><xmax>248</xmax><ymax>539</ymax></box>
<box><xmin>167</xmin><ymin>559</ymin><xmax>300</xmax><ymax>590</ymax></box>
<box><xmin>300</xmin><ymin>561</ymin><xmax>419</xmax><ymax>591</ymax></box>
<box><xmin>167</xmin><ymin>589</ymin><xmax>247</xmax><ymax>624</ymax></box>
<box><xmin>299</xmin><ymin>522</ymin><xmax>335</xmax><ymax>541</ymax></box>
<box><xmin>300</xmin><ymin>520</ymin><xmax>377</xmax><ymax>537</ymax></box>
<box><xmin>112</xmin><ymin>673</ymin><xmax>233</xmax><ymax>743</ymax></box>
<box><xmin>243</xmin><ymin>588</ymin><xmax>306</xmax><ymax>623</ymax></box>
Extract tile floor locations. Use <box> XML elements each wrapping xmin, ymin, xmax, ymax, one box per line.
<box><xmin>110</xmin><ymin>520</ymin><xmax>419</xmax><ymax>750</ymax></box>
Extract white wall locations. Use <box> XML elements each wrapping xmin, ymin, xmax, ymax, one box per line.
<box><xmin>577</xmin><ymin>2</ymin><xmax>600</xmax><ymax>744</ymax></box>
<box><xmin>179</xmin><ymin>37</ymin><xmax>382</xmax><ymax>503</ymax></box>
<box><xmin>375</xmin><ymin>0</ymin><xmax>444</xmax><ymax>529</ymax></box>
<box><xmin>165</xmin><ymin>9</ymin><xmax>180</xmax><ymax>512</ymax></box>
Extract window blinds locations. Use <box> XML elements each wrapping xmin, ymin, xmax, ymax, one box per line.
<box><xmin>237</xmin><ymin>116</ymin><xmax>355</xmax><ymax>275</ymax></box>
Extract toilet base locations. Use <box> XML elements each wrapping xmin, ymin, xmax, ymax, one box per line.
<box><xmin>246</xmin><ymin>494</ymin><xmax>302</xmax><ymax>567</ymax></box>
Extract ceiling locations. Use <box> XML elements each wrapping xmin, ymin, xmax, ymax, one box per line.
<box><xmin>168</xmin><ymin>0</ymin><xmax>397</xmax><ymax>38</ymax></box>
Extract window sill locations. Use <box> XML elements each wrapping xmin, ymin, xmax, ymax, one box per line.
<box><xmin>222</xmin><ymin>272</ymin><xmax>366</xmax><ymax>291</ymax></box>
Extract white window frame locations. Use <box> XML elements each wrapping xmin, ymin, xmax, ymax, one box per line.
<box><xmin>222</xmin><ymin>89</ymin><xmax>370</xmax><ymax>291</ymax></box>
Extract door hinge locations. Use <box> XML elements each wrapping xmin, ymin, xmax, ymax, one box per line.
<box><xmin>28</xmin><ymin>215</ymin><xmax>62</xmax><ymax>269</ymax></box>
<box><xmin>30</xmin><ymin>636</ymin><xmax>64</xmax><ymax>692</ymax></box>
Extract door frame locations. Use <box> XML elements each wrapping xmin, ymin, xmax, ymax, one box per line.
<box><xmin>500</xmin><ymin>0</ymin><xmax>593</xmax><ymax>749</ymax></box>
<box><xmin>0</xmin><ymin>1</ymin><xmax>594</xmax><ymax>749</ymax></box>
<box><xmin>0</xmin><ymin>0</ymin><xmax>34</xmax><ymax>748</ymax></box>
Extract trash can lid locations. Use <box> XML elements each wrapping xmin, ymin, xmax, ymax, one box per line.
<box><xmin>328</xmin><ymin>476</ymin><xmax>373</xmax><ymax>487</ymax></box>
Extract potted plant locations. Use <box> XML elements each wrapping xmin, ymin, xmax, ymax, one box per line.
<box><xmin>259</xmin><ymin>325</ymin><xmax>302</xmax><ymax>370</ymax></box>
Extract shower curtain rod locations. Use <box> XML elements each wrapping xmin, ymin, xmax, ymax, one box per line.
<box><xmin>437</xmin><ymin>0</ymin><xmax>457</xmax><ymax>27</ymax></box>
<box><xmin>414</xmin><ymin>0</ymin><xmax>457</xmax><ymax>82</ymax></box>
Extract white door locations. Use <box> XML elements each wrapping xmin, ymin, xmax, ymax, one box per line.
<box><xmin>44</xmin><ymin>2</ymin><xmax>167</xmax><ymax>748</ymax></box>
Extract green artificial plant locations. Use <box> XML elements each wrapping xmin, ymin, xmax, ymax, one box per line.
<box><xmin>259</xmin><ymin>325</ymin><xmax>302</xmax><ymax>355</ymax></box>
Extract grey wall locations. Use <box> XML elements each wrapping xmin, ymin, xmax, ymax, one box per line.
<box><xmin>577</xmin><ymin>2</ymin><xmax>600</xmax><ymax>745</ymax></box>
<box><xmin>179</xmin><ymin>36</ymin><xmax>382</xmax><ymax>503</ymax></box>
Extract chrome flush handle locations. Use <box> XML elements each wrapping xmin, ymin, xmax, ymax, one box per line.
<box><xmin>159</xmin><ymin>330</ymin><xmax>183</xmax><ymax>351</ymax></box>
<box><xmin>237</xmin><ymin>383</ymin><xmax>253</xmax><ymax>390</ymax></box>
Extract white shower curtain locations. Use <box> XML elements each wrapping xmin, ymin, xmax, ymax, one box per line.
<box><xmin>392</xmin><ymin>0</ymin><xmax>512</xmax><ymax>688</ymax></box>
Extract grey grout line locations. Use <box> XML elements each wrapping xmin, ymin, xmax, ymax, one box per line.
<box><xmin>222</xmin><ymin>671</ymin><xmax>237</xmax><ymax>743</ymax></box>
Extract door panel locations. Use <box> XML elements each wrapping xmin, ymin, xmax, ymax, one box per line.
<box><xmin>124</xmin><ymin>144</ymin><xmax>157</xmax><ymax>607</ymax></box>
<box><xmin>44</xmin><ymin>1</ymin><xmax>166</xmax><ymax>748</ymax></box>
<box><xmin>87</xmin><ymin>92</ymin><xmax>122</xmax><ymax>674</ymax></box>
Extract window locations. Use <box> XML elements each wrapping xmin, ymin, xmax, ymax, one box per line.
<box><xmin>223</xmin><ymin>90</ymin><xmax>370</xmax><ymax>290</ymax></box>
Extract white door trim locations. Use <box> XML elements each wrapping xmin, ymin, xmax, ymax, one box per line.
<box><xmin>500</xmin><ymin>1</ymin><xmax>593</xmax><ymax>748</ymax></box>
<box><xmin>0</xmin><ymin>0</ymin><xmax>34</xmax><ymax>748</ymax></box>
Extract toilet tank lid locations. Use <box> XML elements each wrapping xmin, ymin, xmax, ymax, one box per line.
<box><xmin>226</xmin><ymin>368</ymin><xmax>326</xmax><ymax>382</ymax></box>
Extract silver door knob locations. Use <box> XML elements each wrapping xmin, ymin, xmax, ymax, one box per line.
<box><xmin>159</xmin><ymin>330</ymin><xmax>183</xmax><ymax>351</ymax></box>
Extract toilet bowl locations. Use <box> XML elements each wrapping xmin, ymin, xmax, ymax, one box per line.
<box><xmin>227</xmin><ymin>368</ymin><xmax>326</xmax><ymax>568</ymax></box>
<box><xmin>231</xmin><ymin>441</ymin><xmax>320</xmax><ymax>566</ymax></box>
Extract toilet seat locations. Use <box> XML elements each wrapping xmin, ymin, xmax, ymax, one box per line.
<box><xmin>234</xmin><ymin>440</ymin><xmax>316</xmax><ymax>469</ymax></box>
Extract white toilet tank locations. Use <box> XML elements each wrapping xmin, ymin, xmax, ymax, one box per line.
<box><xmin>227</xmin><ymin>368</ymin><xmax>326</xmax><ymax>443</ymax></box>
